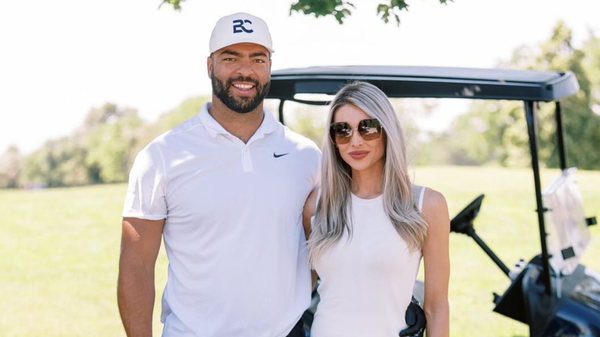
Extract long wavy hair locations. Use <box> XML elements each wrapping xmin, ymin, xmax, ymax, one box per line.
<box><xmin>308</xmin><ymin>81</ymin><xmax>428</xmax><ymax>264</ymax></box>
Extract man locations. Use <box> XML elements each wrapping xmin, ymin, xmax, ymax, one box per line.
<box><xmin>118</xmin><ymin>12</ymin><xmax>320</xmax><ymax>337</ymax></box>
<box><xmin>117</xmin><ymin>12</ymin><xmax>424</xmax><ymax>337</ymax></box>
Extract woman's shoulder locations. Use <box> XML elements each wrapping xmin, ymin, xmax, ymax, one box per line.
<box><xmin>421</xmin><ymin>187</ymin><xmax>450</xmax><ymax>230</ymax></box>
<box><xmin>422</xmin><ymin>187</ymin><xmax>446</xmax><ymax>207</ymax></box>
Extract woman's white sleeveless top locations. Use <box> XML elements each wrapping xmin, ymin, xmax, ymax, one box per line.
<box><xmin>311</xmin><ymin>185</ymin><xmax>425</xmax><ymax>337</ymax></box>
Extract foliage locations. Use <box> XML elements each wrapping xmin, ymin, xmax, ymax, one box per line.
<box><xmin>20</xmin><ymin>104</ymin><xmax>143</xmax><ymax>187</ymax></box>
<box><xmin>292</xmin><ymin>0</ymin><xmax>451</xmax><ymax>26</ymax></box>
<box><xmin>289</xmin><ymin>0</ymin><xmax>356</xmax><ymax>24</ymax></box>
<box><xmin>160</xmin><ymin>0</ymin><xmax>451</xmax><ymax>25</ymax></box>
<box><xmin>278</xmin><ymin>102</ymin><xmax>328</xmax><ymax>148</ymax></box>
<box><xmin>22</xmin><ymin>136</ymin><xmax>88</xmax><ymax>188</ymax></box>
<box><xmin>391</xmin><ymin>98</ymin><xmax>437</xmax><ymax>164</ymax></box>
<box><xmin>154</xmin><ymin>96</ymin><xmax>208</xmax><ymax>132</ymax></box>
<box><xmin>129</xmin><ymin>96</ymin><xmax>209</xmax><ymax>160</ymax></box>
<box><xmin>160</xmin><ymin>0</ymin><xmax>183</xmax><ymax>10</ymax></box>
<box><xmin>12</xmin><ymin>97</ymin><xmax>209</xmax><ymax>189</ymax></box>
<box><xmin>428</xmin><ymin>22</ymin><xmax>600</xmax><ymax>169</ymax></box>
<box><xmin>0</xmin><ymin>145</ymin><xmax>21</xmax><ymax>188</ymax></box>
<box><xmin>293</xmin><ymin>0</ymin><xmax>451</xmax><ymax>26</ymax></box>
<box><xmin>84</xmin><ymin>104</ymin><xmax>143</xmax><ymax>183</ymax></box>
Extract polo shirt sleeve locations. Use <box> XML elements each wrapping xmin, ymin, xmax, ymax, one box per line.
<box><xmin>122</xmin><ymin>144</ymin><xmax>168</xmax><ymax>220</ymax></box>
<box><xmin>311</xmin><ymin>147</ymin><xmax>322</xmax><ymax>190</ymax></box>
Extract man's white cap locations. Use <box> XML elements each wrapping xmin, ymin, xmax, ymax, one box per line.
<box><xmin>209</xmin><ymin>12</ymin><xmax>274</xmax><ymax>54</ymax></box>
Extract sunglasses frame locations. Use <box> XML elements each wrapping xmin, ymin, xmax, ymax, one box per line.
<box><xmin>329</xmin><ymin>118</ymin><xmax>383</xmax><ymax>145</ymax></box>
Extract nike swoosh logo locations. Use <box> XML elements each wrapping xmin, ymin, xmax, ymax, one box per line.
<box><xmin>273</xmin><ymin>152</ymin><xmax>289</xmax><ymax>158</ymax></box>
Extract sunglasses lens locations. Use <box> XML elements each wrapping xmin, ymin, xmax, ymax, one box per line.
<box><xmin>330</xmin><ymin>122</ymin><xmax>352</xmax><ymax>144</ymax></box>
<box><xmin>330</xmin><ymin>119</ymin><xmax>382</xmax><ymax>145</ymax></box>
<box><xmin>358</xmin><ymin>119</ymin><xmax>382</xmax><ymax>140</ymax></box>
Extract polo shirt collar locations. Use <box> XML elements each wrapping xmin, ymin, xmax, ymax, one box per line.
<box><xmin>199</xmin><ymin>102</ymin><xmax>279</xmax><ymax>140</ymax></box>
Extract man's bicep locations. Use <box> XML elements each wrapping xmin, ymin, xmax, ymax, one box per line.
<box><xmin>120</xmin><ymin>217</ymin><xmax>165</xmax><ymax>268</ymax></box>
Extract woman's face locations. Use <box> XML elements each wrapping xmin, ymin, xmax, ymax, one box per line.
<box><xmin>332</xmin><ymin>104</ymin><xmax>385</xmax><ymax>176</ymax></box>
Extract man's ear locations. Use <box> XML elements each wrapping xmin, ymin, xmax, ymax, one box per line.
<box><xmin>207</xmin><ymin>56</ymin><xmax>213</xmax><ymax>79</ymax></box>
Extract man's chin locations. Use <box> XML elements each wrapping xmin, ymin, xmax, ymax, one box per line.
<box><xmin>226</xmin><ymin>99</ymin><xmax>259</xmax><ymax>114</ymax></box>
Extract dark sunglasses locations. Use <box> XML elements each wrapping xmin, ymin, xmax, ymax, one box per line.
<box><xmin>329</xmin><ymin>118</ymin><xmax>383</xmax><ymax>145</ymax></box>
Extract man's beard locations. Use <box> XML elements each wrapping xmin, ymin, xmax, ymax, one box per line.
<box><xmin>211</xmin><ymin>73</ymin><xmax>270</xmax><ymax>114</ymax></box>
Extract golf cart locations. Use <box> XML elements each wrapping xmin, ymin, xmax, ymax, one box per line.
<box><xmin>265</xmin><ymin>66</ymin><xmax>600</xmax><ymax>336</ymax></box>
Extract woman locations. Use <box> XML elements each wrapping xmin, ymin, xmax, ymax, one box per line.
<box><xmin>304</xmin><ymin>81</ymin><xmax>450</xmax><ymax>336</ymax></box>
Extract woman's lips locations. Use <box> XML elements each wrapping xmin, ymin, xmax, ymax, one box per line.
<box><xmin>348</xmin><ymin>151</ymin><xmax>369</xmax><ymax>160</ymax></box>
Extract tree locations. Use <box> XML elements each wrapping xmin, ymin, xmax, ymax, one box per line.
<box><xmin>21</xmin><ymin>137</ymin><xmax>88</xmax><ymax>188</ymax></box>
<box><xmin>432</xmin><ymin>21</ymin><xmax>600</xmax><ymax>169</ymax></box>
<box><xmin>160</xmin><ymin>0</ymin><xmax>451</xmax><ymax>25</ymax></box>
<box><xmin>129</xmin><ymin>95</ymin><xmax>209</xmax><ymax>165</ymax></box>
<box><xmin>84</xmin><ymin>103</ymin><xmax>143</xmax><ymax>183</ymax></box>
<box><xmin>0</xmin><ymin>145</ymin><xmax>21</xmax><ymax>188</ymax></box>
<box><xmin>20</xmin><ymin>103</ymin><xmax>144</xmax><ymax>187</ymax></box>
<box><xmin>19</xmin><ymin>98</ymin><xmax>213</xmax><ymax>188</ymax></box>
<box><xmin>500</xmin><ymin>22</ymin><xmax>600</xmax><ymax>170</ymax></box>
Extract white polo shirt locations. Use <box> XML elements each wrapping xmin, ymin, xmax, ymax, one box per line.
<box><xmin>123</xmin><ymin>102</ymin><xmax>321</xmax><ymax>337</ymax></box>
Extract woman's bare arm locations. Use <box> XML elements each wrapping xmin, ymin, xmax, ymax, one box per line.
<box><xmin>421</xmin><ymin>188</ymin><xmax>450</xmax><ymax>337</ymax></box>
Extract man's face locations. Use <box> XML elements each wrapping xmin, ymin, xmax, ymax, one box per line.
<box><xmin>208</xmin><ymin>43</ymin><xmax>271</xmax><ymax>113</ymax></box>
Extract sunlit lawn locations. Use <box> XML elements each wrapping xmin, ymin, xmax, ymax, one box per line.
<box><xmin>1</xmin><ymin>166</ymin><xmax>599</xmax><ymax>336</ymax></box>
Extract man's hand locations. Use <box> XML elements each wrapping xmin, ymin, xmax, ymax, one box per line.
<box><xmin>399</xmin><ymin>296</ymin><xmax>426</xmax><ymax>337</ymax></box>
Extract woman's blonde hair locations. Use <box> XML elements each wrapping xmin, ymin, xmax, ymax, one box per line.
<box><xmin>308</xmin><ymin>81</ymin><xmax>428</xmax><ymax>264</ymax></box>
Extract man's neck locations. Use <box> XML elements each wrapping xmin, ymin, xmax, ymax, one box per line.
<box><xmin>208</xmin><ymin>99</ymin><xmax>265</xmax><ymax>143</ymax></box>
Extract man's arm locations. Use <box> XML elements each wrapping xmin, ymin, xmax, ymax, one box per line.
<box><xmin>117</xmin><ymin>217</ymin><xmax>165</xmax><ymax>337</ymax></box>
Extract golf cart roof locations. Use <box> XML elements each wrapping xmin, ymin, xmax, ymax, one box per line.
<box><xmin>267</xmin><ymin>65</ymin><xmax>580</xmax><ymax>103</ymax></box>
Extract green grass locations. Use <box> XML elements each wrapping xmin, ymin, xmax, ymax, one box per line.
<box><xmin>0</xmin><ymin>184</ymin><xmax>167</xmax><ymax>336</ymax></box>
<box><xmin>414</xmin><ymin>166</ymin><xmax>600</xmax><ymax>337</ymax></box>
<box><xmin>1</xmin><ymin>166</ymin><xmax>599</xmax><ymax>336</ymax></box>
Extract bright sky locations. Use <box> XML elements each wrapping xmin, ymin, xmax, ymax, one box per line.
<box><xmin>1</xmin><ymin>0</ymin><xmax>599</xmax><ymax>154</ymax></box>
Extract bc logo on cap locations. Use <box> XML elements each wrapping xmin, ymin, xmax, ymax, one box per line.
<box><xmin>233</xmin><ymin>19</ymin><xmax>254</xmax><ymax>34</ymax></box>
